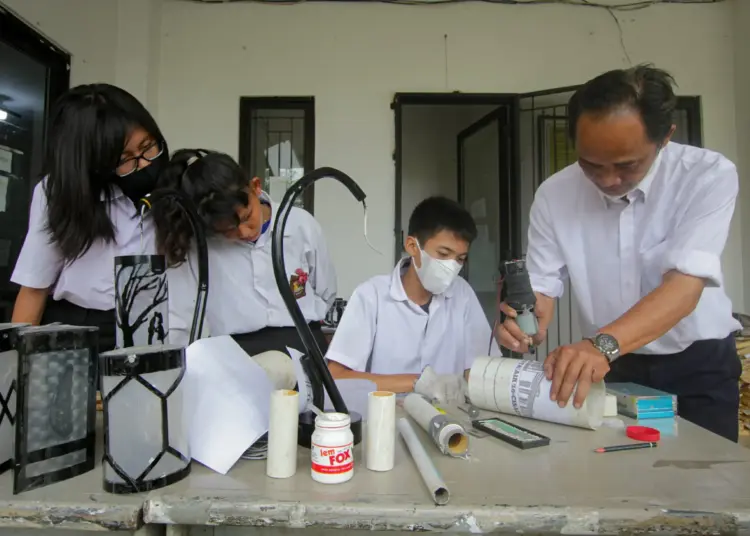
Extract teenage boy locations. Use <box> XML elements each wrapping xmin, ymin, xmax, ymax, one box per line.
<box><xmin>326</xmin><ymin>196</ymin><xmax>501</xmax><ymax>396</ymax></box>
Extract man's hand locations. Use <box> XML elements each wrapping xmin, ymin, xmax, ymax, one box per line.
<box><xmin>543</xmin><ymin>340</ymin><xmax>609</xmax><ymax>409</ymax></box>
<box><xmin>495</xmin><ymin>302</ymin><xmax>547</xmax><ymax>353</ymax></box>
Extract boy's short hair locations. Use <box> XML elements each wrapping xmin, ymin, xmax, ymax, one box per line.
<box><xmin>407</xmin><ymin>196</ymin><xmax>477</xmax><ymax>245</ymax></box>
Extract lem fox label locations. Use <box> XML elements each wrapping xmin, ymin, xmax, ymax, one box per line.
<box><xmin>311</xmin><ymin>443</ymin><xmax>354</xmax><ymax>475</ymax></box>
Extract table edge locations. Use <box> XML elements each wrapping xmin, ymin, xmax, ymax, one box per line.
<box><xmin>143</xmin><ymin>497</ymin><xmax>750</xmax><ymax>534</ymax></box>
<box><xmin>0</xmin><ymin>501</ymin><xmax>143</xmax><ymax>531</ymax></box>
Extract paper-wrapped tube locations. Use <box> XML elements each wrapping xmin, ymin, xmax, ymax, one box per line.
<box><xmin>397</xmin><ymin>418</ymin><xmax>450</xmax><ymax>506</ymax></box>
<box><xmin>250</xmin><ymin>351</ymin><xmax>297</xmax><ymax>390</ymax></box>
<box><xmin>266</xmin><ymin>390</ymin><xmax>299</xmax><ymax>478</ymax></box>
<box><xmin>403</xmin><ymin>394</ymin><xmax>469</xmax><ymax>457</ymax></box>
<box><xmin>366</xmin><ymin>391</ymin><xmax>395</xmax><ymax>471</ymax></box>
<box><xmin>468</xmin><ymin>357</ymin><xmax>605</xmax><ymax>430</ymax></box>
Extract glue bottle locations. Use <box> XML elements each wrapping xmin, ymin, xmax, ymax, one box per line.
<box><xmin>310</xmin><ymin>412</ymin><xmax>354</xmax><ymax>484</ymax></box>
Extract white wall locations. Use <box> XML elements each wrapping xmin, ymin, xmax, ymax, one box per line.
<box><xmin>734</xmin><ymin>0</ymin><xmax>750</xmax><ymax>314</ymax></box>
<box><xmin>400</xmin><ymin>104</ymin><xmax>496</xmax><ymax>237</ymax></box>
<box><xmin>156</xmin><ymin>0</ymin><xmax>743</xmax><ymax>301</ymax></box>
<box><xmin>4</xmin><ymin>0</ymin><xmax>746</xmax><ymax>306</ymax></box>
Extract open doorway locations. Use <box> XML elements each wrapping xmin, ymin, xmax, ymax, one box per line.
<box><xmin>392</xmin><ymin>94</ymin><xmax>518</xmax><ymax>321</ymax></box>
<box><xmin>393</xmin><ymin>89</ymin><xmax>704</xmax><ymax>358</ymax></box>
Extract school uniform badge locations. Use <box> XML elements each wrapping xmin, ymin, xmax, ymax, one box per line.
<box><xmin>290</xmin><ymin>268</ymin><xmax>308</xmax><ymax>299</ymax></box>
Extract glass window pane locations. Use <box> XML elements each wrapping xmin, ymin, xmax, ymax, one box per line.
<box><xmin>250</xmin><ymin>109</ymin><xmax>307</xmax><ymax>207</ymax></box>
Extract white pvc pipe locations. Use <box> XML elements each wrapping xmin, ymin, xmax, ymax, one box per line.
<box><xmin>397</xmin><ymin>418</ymin><xmax>450</xmax><ymax>506</ymax></box>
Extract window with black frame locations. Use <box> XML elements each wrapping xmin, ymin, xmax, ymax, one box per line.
<box><xmin>238</xmin><ymin>97</ymin><xmax>316</xmax><ymax>213</ymax></box>
<box><xmin>0</xmin><ymin>6</ymin><xmax>70</xmax><ymax>321</ymax></box>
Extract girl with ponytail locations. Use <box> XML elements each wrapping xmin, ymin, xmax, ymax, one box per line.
<box><xmin>153</xmin><ymin>149</ymin><xmax>336</xmax><ymax>355</ymax></box>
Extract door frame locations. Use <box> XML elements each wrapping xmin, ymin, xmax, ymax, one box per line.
<box><xmin>456</xmin><ymin>106</ymin><xmax>516</xmax><ymax>282</ymax></box>
<box><xmin>392</xmin><ymin>93</ymin><xmax>518</xmax><ymax>265</ymax></box>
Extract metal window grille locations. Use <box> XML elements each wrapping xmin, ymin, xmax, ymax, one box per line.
<box><xmin>239</xmin><ymin>98</ymin><xmax>315</xmax><ymax>212</ymax></box>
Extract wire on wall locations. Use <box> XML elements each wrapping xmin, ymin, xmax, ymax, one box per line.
<box><xmin>183</xmin><ymin>0</ymin><xmax>726</xmax><ymax>10</ymax></box>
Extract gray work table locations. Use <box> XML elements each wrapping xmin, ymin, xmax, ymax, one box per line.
<box><xmin>0</xmin><ymin>418</ymin><xmax>148</xmax><ymax>534</ymax></box>
<box><xmin>0</xmin><ymin>456</ymin><xmax>146</xmax><ymax>534</ymax></box>
<box><xmin>144</xmin><ymin>412</ymin><xmax>750</xmax><ymax>535</ymax></box>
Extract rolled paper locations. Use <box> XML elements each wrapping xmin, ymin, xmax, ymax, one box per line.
<box><xmin>468</xmin><ymin>357</ymin><xmax>605</xmax><ymax>430</ymax></box>
<box><xmin>250</xmin><ymin>351</ymin><xmax>297</xmax><ymax>390</ymax></box>
<box><xmin>397</xmin><ymin>418</ymin><xmax>450</xmax><ymax>506</ymax></box>
<box><xmin>403</xmin><ymin>393</ymin><xmax>469</xmax><ymax>457</ymax></box>
<box><xmin>266</xmin><ymin>390</ymin><xmax>300</xmax><ymax>479</ymax></box>
<box><xmin>366</xmin><ymin>391</ymin><xmax>396</xmax><ymax>471</ymax></box>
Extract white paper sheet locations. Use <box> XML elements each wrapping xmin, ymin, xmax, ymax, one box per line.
<box><xmin>0</xmin><ymin>176</ymin><xmax>7</xmax><ymax>213</ymax></box>
<box><xmin>288</xmin><ymin>347</ymin><xmax>313</xmax><ymax>413</ymax></box>
<box><xmin>0</xmin><ymin>148</ymin><xmax>11</xmax><ymax>173</ymax></box>
<box><xmin>184</xmin><ymin>336</ymin><xmax>274</xmax><ymax>474</ymax></box>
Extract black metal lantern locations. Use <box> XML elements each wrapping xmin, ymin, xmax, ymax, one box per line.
<box><xmin>99</xmin><ymin>344</ymin><xmax>190</xmax><ymax>494</ymax></box>
<box><xmin>114</xmin><ymin>255</ymin><xmax>169</xmax><ymax>348</ymax></box>
<box><xmin>12</xmin><ymin>324</ymin><xmax>98</xmax><ymax>494</ymax></box>
<box><xmin>0</xmin><ymin>323</ymin><xmax>28</xmax><ymax>475</ymax></box>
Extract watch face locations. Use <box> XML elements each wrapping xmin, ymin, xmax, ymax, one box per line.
<box><xmin>596</xmin><ymin>334</ymin><xmax>619</xmax><ymax>355</ymax></box>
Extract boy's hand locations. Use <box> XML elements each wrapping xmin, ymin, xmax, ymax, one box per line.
<box><xmin>414</xmin><ymin>366</ymin><xmax>467</xmax><ymax>405</ymax></box>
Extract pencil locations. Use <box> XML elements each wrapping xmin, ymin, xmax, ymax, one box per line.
<box><xmin>594</xmin><ymin>442</ymin><xmax>658</xmax><ymax>453</ymax></box>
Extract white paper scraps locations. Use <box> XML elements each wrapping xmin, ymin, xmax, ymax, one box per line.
<box><xmin>0</xmin><ymin>176</ymin><xmax>7</xmax><ymax>213</ymax></box>
<box><xmin>184</xmin><ymin>336</ymin><xmax>273</xmax><ymax>474</ymax></box>
<box><xmin>287</xmin><ymin>347</ymin><xmax>313</xmax><ymax>414</ymax></box>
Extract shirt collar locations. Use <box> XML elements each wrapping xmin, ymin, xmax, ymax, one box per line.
<box><xmin>389</xmin><ymin>257</ymin><xmax>455</xmax><ymax>303</ymax></box>
<box><xmin>252</xmin><ymin>190</ymin><xmax>290</xmax><ymax>248</ymax></box>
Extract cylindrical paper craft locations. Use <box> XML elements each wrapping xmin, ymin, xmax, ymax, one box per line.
<box><xmin>266</xmin><ymin>389</ymin><xmax>299</xmax><ymax>479</ymax></box>
<box><xmin>468</xmin><ymin>357</ymin><xmax>605</xmax><ymax>430</ymax></box>
<box><xmin>403</xmin><ymin>393</ymin><xmax>469</xmax><ymax>457</ymax></box>
<box><xmin>366</xmin><ymin>391</ymin><xmax>396</xmax><ymax>471</ymax></box>
<box><xmin>397</xmin><ymin>418</ymin><xmax>450</xmax><ymax>506</ymax></box>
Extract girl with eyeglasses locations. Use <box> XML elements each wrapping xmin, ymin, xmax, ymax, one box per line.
<box><xmin>151</xmin><ymin>149</ymin><xmax>336</xmax><ymax>356</ymax></box>
<box><xmin>10</xmin><ymin>84</ymin><xmax>167</xmax><ymax>352</ymax></box>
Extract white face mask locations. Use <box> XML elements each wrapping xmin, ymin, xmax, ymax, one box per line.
<box><xmin>414</xmin><ymin>244</ymin><xmax>462</xmax><ymax>295</ymax></box>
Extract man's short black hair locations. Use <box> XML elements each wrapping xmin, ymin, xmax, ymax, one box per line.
<box><xmin>407</xmin><ymin>196</ymin><xmax>477</xmax><ymax>246</ymax></box>
<box><xmin>568</xmin><ymin>64</ymin><xmax>677</xmax><ymax>144</ymax></box>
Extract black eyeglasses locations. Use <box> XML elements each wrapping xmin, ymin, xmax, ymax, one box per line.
<box><xmin>116</xmin><ymin>140</ymin><xmax>164</xmax><ymax>177</ymax></box>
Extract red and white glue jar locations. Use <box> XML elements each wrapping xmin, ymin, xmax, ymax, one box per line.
<box><xmin>311</xmin><ymin>412</ymin><xmax>354</xmax><ymax>484</ymax></box>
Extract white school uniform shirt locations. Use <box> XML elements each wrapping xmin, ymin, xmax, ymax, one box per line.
<box><xmin>11</xmin><ymin>180</ymin><xmax>156</xmax><ymax>311</ymax></box>
<box><xmin>167</xmin><ymin>192</ymin><xmax>337</xmax><ymax>346</ymax></box>
<box><xmin>326</xmin><ymin>258</ymin><xmax>502</xmax><ymax>376</ymax></box>
<box><xmin>527</xmin><ymin>142</ymin><xmax>741</xmax><ymax>355</ymax></box>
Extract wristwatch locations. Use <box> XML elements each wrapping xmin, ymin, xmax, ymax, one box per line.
<box><xmin>586</xmin><ymin>333</ymin><xmax>620</xmax><ymax>363</ymax></box>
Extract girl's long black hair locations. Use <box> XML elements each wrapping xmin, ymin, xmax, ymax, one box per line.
<box><xmin>152</xmin><ymin>149</ymin><xmax>250</xmax><ymax>266</ymax></box>
<box><xmin>43</xmin><ymin>83</ymin><xmax>164</xmax><ymax>262</ymax></box>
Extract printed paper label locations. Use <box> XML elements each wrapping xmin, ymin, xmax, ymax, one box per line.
<box><xmin>311</xmin><ymin>442</ymin><xmax>354</xmax><ymax>475</ymax></box>
<box><xmin>509</xmin><ymin>359</ymin><xmax>546</xmax><ymax>418</ymax></box>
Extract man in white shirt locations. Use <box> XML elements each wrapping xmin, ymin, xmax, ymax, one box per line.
<box><xmin>327</xmin><ymin>196</ymin><xmax>501</xmax><ymax>396</ymax></box>
<box><xmin>497</xmin><ymin>65</ymin><xmax>742</xmax><ymax>442</ymax></box>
